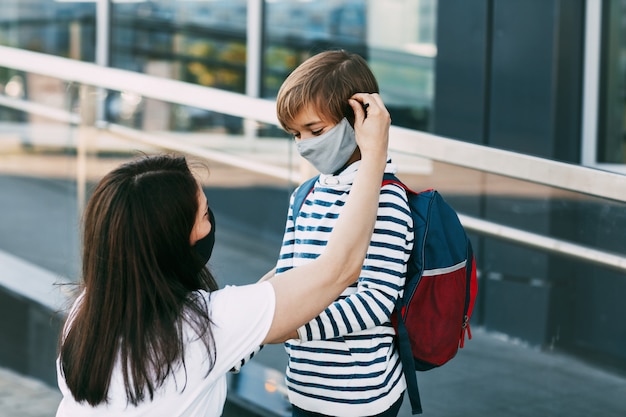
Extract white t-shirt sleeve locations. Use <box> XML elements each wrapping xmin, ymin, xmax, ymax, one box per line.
<box><xmin>207</xmin><ymin>281</ymin><xmax>275</xmax><ymax>376</ymax></box>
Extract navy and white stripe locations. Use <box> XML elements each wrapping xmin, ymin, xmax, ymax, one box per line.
<box><xmin>276</xmin><ymin>161</ymin><xmax>414</xmax><ymax>416</ymax></box>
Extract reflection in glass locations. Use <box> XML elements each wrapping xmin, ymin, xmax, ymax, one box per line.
<box><xmin>264</xmin><ymin>0</ymin><xmax>437</xmax><ymax>132</ymax></box>
<box><xmin>1</xmin><ymin>1</ymin><xmax>439</xmax><ymax>133</ymax></box>
<box><xmin>0</xmin><ymin>0</ymin><xmax>96</xmax><ymax>61</ymax></box>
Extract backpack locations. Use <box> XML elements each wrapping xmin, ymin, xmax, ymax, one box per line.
<box><xmin>292</xmin><ymin>173</ymin><xmax>478</xmax><ymax>415</ymax></box>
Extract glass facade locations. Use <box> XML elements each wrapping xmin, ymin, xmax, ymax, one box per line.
<box><xmin>110</xmin><ymin>1</ymin><xmax>247</xmax><ymax>89</ymax></box>
<box><xmin>0</xmin><ymin>0</ymin><xmax>95</xmax><ymax>61</ymax></box>
<box><xmin>0</xmin><ymin>0</ymin><xmax>437</xmax><ymax>133</ymax></box>
<box><xmin>1</xmin><ymin>3</ymin><xmax>626</xmax><ymax>415</ymax></box>
<box><xmin>2</xmin><ymin>0</ymin><xmax>626</xmax><ymax>170</ymax></box>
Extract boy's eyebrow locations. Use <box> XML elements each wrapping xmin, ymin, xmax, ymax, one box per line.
<box><xmin>291</xmin><ymin>119</ymin><xmax>324</xmax><ymax>129</ymax></box>
<box><xmin>303</xmin><ymin>120</ymin><xmax>323</xmax><ymax>127</ymax></box>
<box><xmin>285</xmin><ymin>119</ymin><xmax>324</xmax><ymax>132</ymax></box>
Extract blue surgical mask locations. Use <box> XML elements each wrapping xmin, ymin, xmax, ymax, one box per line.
<box><xmin>296</xmin><ymin>118</ymin><xmax>357</xmax><ymax>175</ymax></box>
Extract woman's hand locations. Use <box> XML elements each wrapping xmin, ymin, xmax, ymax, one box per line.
<box><xmin>348</xmin><ymin>93</ymin><xmax>390</xmax><ymax>160</ymax></box>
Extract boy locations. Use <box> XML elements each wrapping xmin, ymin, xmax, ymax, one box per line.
<box><xmin>273</xmin><ymin>50</ymin><xmax>414</xmax><ymax>417</ymax></box>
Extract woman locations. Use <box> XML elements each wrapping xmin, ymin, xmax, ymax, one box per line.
<box><xmin>55</xmin><ymin>93</ymin><xmax>390</xmax><ymax>416</ymax></box>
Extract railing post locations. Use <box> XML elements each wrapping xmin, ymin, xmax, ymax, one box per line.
<box><xmin>77</xmin><ymin>85</ymin><xmax>97</xmax><ymax>215</ymax></box>
<box><xmin>95</xmin><ymin>0</ymin><xmax>111</xmax><ymax>124</ymax></box>
<box><xmin>245</xmin><ymin>0</ymin><xmax>264</xmax><ymax>144</ymax></box>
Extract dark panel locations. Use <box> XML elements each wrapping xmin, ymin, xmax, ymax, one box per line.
<box><xmin>546</xmin><ymin>198</ymin><xmax>626</xmax><ymax>366</ymax></box>
<box><xmin>0</xmin><ymin>290</ymin><xmax>29</xmax><ymax>372</ymax></box>
<box><xmin>433</xmin><ymin>0</ymin><xmax>490</xmax><ymax>143</ymax></box>
<box><xmin>488</xmin><ymin>0</ymin><xmax>557</xmax><ymax>156</ymax></box>
<box><xmin>488</xmin><ymin>0</ymin><xmax>585</xmax><ymax>160</ymax></box>
<box><xmin>0</xmin><ymin>288</ymin><xmax>64</xmax><ymax>387</ymax></box>
<box><xmin>483</xmin><ymin>274</ymin><xmax>552</xmax><ymax>345</ymax></box>
<box><xmin>551</xmin><ymin>0</ymin><xmax>585</xmax><ymax>163</ymax></box>
<box><xmin>570</xmin><ymin>267</ymin><xmax>626</xmax><ymax>365</ymax></box>
<box><xmin>28</xmin><ymin>307</ymin><xmax>63</xmax><ymax>386</ymax></box>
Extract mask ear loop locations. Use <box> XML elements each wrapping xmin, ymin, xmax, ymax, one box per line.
<box><xmin>193</xmin><ymin>208</ymin><xmax>216</xmax><ymax>267</ymax></box>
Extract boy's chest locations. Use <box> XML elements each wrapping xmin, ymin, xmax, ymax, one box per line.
<box><xmin>293</xmin><ymin>188</ymin><xmax>349</xmax><ymax>251</ymax></box>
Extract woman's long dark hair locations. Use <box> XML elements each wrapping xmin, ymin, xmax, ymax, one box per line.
<box><xmin>59</xmin><ymin>154</ymin><xmax>219</xmax><ymax>406</ymax></box>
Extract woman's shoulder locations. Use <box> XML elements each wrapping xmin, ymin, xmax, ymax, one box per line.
<box><xmin>202</xmin><ymin>282</ymin><xmax>275</xmax><ymax>370</ymax></box>
<box><xmin>204</xmin><ymin>281</ymin><xmax>275</xmax><ymax>317</ymax></box>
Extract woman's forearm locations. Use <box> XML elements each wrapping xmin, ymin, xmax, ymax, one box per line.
<box><xmin>321</xmin><ymin>148</ymin><xmax>386</xmax><ymax>273</ymax></box>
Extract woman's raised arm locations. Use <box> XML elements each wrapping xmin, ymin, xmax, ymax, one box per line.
<box><xmin>263</xmin><ymin>93</ymin><xmax>390</xmax><ymax>344</ymax></box>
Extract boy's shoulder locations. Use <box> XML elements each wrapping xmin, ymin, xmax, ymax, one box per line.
<box><xmin>380</xmin><ymin>176</ymin><xmax>411</xmax><ymax>199</ymax></box>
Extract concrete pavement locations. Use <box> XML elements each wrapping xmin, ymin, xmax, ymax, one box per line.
<box><xmin>0</xmin><ymin>367</ymin><xmax>61</xmax><ymax>417</ymax></box>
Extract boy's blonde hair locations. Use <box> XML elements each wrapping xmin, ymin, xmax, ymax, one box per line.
<box><xmin>276</xmin><ymin>50</ymin><xmax>379</xmax><ymax>131</ymax></box>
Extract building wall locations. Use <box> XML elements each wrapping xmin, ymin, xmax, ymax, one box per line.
<box><xmin>435</xmin><ymin>0</ymin><xmax>626</xmax><ymax>370</ymax></box>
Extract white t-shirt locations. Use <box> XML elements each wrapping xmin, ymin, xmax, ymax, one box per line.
<box><xmin>56</xmin><ymin>282</ymin><xmax>275</xmax><ymax>417</ymax></box>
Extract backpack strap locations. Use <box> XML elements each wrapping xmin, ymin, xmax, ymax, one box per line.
<box><xmin>396</xmin><ymin>304</ymin><xmax>424</xmax><ymax>414</ymax></box>
<box><xmin>382</xmin><ymin>172</ymin><xmax>403</xmax><ymax>190</ymax></box>
<box><xmin>383</xmin><ymin>172</ymin><xmax>433</xmax><ymax>195</ymax></box>
<box><xmin>460</xmin><ymin>241</ymin><xmax>476</xmax><ymax>348</ymax></box>
<box><xmin>384</xmin><ymin>173</ymin><xmax>424</xmax><ymax>415</ymax></box>
<box><xmin>292</xmin><ymin>175</ymin><xmax>319</xmax><ymax>220</ymax></box>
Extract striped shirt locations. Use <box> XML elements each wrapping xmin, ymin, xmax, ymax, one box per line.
<box><xmin>275</xmin><ymin>160</ymin><xmax>414</xmax><ymax>417</ymax></box>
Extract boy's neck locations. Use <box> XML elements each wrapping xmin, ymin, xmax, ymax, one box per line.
<box><xmin>333</xmin><ymin>147</ymin><xmax>362</xmax><ymax>175</ymax></box>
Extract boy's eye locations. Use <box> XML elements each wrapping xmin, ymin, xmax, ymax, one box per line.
<box><xmin>311</xmin><ymin>128</ymin><xmax>323</xmax><ymax>135</ymax></box>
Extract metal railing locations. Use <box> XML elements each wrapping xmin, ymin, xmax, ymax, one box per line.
<box><xmin>1</xmin><ymin>44</ymin><xmax>626</xmax><ymax>272</ymax></box>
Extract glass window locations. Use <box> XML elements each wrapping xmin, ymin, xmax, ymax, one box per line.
<box><xmin>109</xmin><ymin>0</ymin><xmax>248</xmax><ymax>132</ymax></box>
<box><xmin>110</xmin><ymin>0</ymin><xmax>248</xmax><ymax>93</ymax></box>
<box><xmin>0</xmin><ymin>0</ymin><xmax>95</xmax><ymax>61</ymax></box>
<box><xmin>1</xmin><ymin>0</ymin><xmax>438</xmax><ymax>132</ymax></box>
<box><xmin>263</xmin><ymin>0</ymin><xmax>437</xmax><ymax>132</ymax></box>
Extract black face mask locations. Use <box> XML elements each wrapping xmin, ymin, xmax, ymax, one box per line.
<box><xmin>193</xmin><ymin>208</ymin><xmax>216</xmax><ymax>266</ymax></box>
